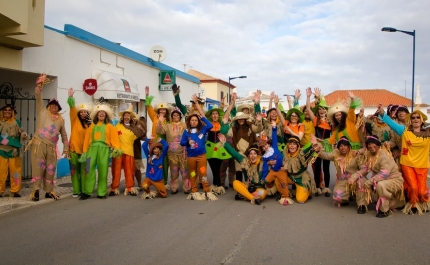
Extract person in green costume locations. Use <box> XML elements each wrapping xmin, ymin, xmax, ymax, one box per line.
<box><xmin>79</xmin><ymin>102</ymin><xmax>122</xmax><ymax>200</ymax></box>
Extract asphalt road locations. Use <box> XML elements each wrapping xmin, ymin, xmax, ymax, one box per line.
<box><xmin>1</xmin><ymin>166</ymin><xmax>430</xmax><ymax>265</ymax></box>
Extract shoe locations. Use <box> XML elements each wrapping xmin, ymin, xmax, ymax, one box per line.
<box><xmin>45</xmin><ymin>191</ymin><xmax>60</xmax><ymax>200</ymax></box>
<box><xmin>97</xmin><ymin>195</ymin><xmax>106</xmax><ymax>199</ymax></box>
<box><xmin>79</xmin><ymin>194</ymin><xmax>91</xmax><ymax>200</ymax></box>
<box><xmin>324</xmin><ymin>192</ymin><xmax>330</xmax><ymax>197</ymax></box>
<box><xmin>199</xmin><ymin>183</ymin><xmax>203</xmax><ymax>189</ymax></box>
<box><xmin>72</xmin><ymin>194</ymin><xmax>79</xmax><ymax>198</ymax></box>
<box><xmin>229</xmin><ymin>183</ymin><xmax>233</xmax><ymax>188</ymax></box>
<box><xmin>171</xmin><ymin>190</ymin><xmax>178</xmax><ymax>195</ymax></box>
<box><xmin>10</xmin><ymin>192</ymin><xmax>21</xmax><ymax>198</ymax></box>
<box><xmin>411</xmin><ymin>208</ymin><xmax>418</xmax><ymax>215</ymax></box>
<box><xmin>234</xmin><ymin>193</ymin><xmax>244</xmax><ymax>201</ymax></box>
<box><xmin>357</xmin><ymin>205</ymin><xmax>366</xmax><ymax>214</ymax></box>
<box><xmin>254</xmin><ymin>198</ymin><xmax>262</xmax><ymax>205</ymax></box>
<box><xmin>31</xmin><ymin>190</ymin><xmax>39</xmax><ymax>201</ymax></box>
<box><xmin>376</xmin><ymin>210</ymin><xmax>388</xmax><ymax>218</ymax></box>
<box><xmin>341</xmin><ymin>202</ymin><xmax>349</xmax><ymax>206</ymax></box>
<box><xmin>183</xmin><ymin>190</ymin><xmax>190</xmax><ymax>195</ymax></box>
<box><xmin>108</xmin><ymin>191</ymin><xmax>116</xmax><ymax>196</ymax></box>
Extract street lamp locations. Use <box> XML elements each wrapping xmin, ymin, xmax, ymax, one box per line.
<box><xmin>381</xmin><ymin>27</ymin><xmax>416</xmax><ymax>111</ymax></box>
<box><xmin>228</xmin><ymin>76</ymin><xmax>247</xmax><ymax>103</ymax></box>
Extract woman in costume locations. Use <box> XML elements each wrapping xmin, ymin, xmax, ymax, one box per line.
<box><xmin>276</xmin><ymin>92</ymin><xmax>304</xmax><ymax>143</ymax></box>
<box><xmin>180</xmin><ymin>94</ymin><xmax>218</xmax><ymax>201</ymax></box>
<box><xmin>218</xmin><ymin>134</ymin><xmax>266</xmax><ymax>205</ymax></box>
<box><xmin>378</xmin><ymin>106</ymin><xmax>430</xmax><ymax>214</ymax></box>
<box><xmin>141</xmin><ymin>138</ymin><xmax>169</xmax><ymax>199</ymax></box>
<box><xmin>109</xmin><ymin>104</ymin><xmax>145</xmax><ymax>196</ymax></box>
<box><xmin>79</xmin><ymin>101</ymin><xmax>121</xmax><ymax>200</ymax></box>
<box><xmin>306</xmin><ymin>87</ymin><xmax>332</xmax><ymax>196</ymax></box>
<box><xmin>313</xmin><ymin>136</ymin><xmax>369</xmax><ymax>213</ymax></box>
<box><xmin>29</xmin><ymin>74</ymin><xmax>69</xmax><ymax>201</ymax></box>
<box><xmin>67</xmin><ymin>88</ymin><xmax>92</xmax><ymax>197</ymax></box>
<box><xmin>0</xmin><ymin>103</ymin><xmax>28</xmax><ymax>197</ymax></box>
<box><xmin>156</xmin><ymin>108</ymin><xmax>190</xmax><ymax>194</ymax></box>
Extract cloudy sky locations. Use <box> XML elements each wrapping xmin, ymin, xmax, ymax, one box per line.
<box><xmin>45</xmin><ymin>0</ymin><xmax>430</xmax><ymax>103</ymax></box>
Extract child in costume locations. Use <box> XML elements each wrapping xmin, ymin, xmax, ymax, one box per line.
<box><xmin>0</xmin><ymin>103</ymin><xmax>29</xmax><ymax>197</ymax></box>
<box><xmin>79</xmin><ymin>101</ymin><xmax>121</xmax><ymax>200</ymax></box>
<box><xmin>109</xmin><ymin>104</ymin><xmax>145</xmax><ymax>196</ymax></box>
<box><xmin>29</xmin><ymin>74</ymin><xmax>69</xmax><ymax>201</ymax></box>
<box><xmin>141</xmin><ymin>138</ymin><xmax>169</xmax><ymax>199</ymax></box>
<box><xmin>67</xmin><ymin>88</ymin><xmax>92</xmax><ymax>197</ymax></box>
<box><xmin>218</xmin><ymin>133</ymin><xmax>266</xmax><ymax>205</ymax></box>
<box><xmin>313</xmin><ymin>136</ymin><xmax>369</xmax><ymax>213</ymax></box>
<box><xmin>180</xmin><ymin>94</ymin><xmax>218</xmax><ymax>201</ymax></box>
<box><xmin>156</xmin><ymin>108</ymin><xmax>190</xmax><ymax>194</ymax></box>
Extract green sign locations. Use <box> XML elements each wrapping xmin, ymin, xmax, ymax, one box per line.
<box><xmin>159</xmin><ymin>70</ymin><xmax>176</xmax><ymax>91</ymax></box>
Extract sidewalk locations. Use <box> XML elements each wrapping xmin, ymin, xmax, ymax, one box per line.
<box><xmin>0</xmin><ymin>176</ymin><xmax>74</xmax><ymax>215</ymax></box>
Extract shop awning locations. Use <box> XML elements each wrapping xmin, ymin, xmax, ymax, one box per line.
<box><xmin>92</xmin><ymin>69</ymin><xmax>140</xmax><ymax>102</ymax></box>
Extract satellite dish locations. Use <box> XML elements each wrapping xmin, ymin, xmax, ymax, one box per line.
<box><xmin>150</xmin><ymin>45</ymin><xmax>166</xmax><ymax>62</ymax></box>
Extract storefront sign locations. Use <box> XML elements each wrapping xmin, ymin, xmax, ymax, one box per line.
<box><xmin>117</xmin><ymin>92</ymin><xmax>139</xmax><ymax>101</ymax></box>
<box><xmin>83</xmin><ymin>79</ymin><xmax>97</xmax><ymax>95</ymax></box>
<box><xmin>159</xmin><ymin>70</ymin><xmax>176</xmax><ymax>91</ymax></box>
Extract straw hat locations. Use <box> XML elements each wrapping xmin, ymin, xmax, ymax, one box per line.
<box><xmin>327</xmin><ymin>100</ymin><xmax>348</xmax><ymax>121</ymax></box>
<box><xmin>232</xmin><ymin>112</ymin><xmax>250</xmax><ymax>121</ymax></box>
<box><xmin>76</xmin><ymin>102</ymin><xmax>93</xmax><ymax>113</ymax></box>
<box><xmin>405</xmin><ymin>109</ymin><xmax>428</xmax><ymax>126</ymax></box>
<box><xmin>90</xmin><ymin>103</ymin><xmax>115</xmax><ymax>121</ymax></box>
<box><xmin>149</xmin><ymin>142</ymin><xmax>163</xmax><ymax>154</ymax></box>
<box><xmin>154</xmin><ymin>102</ymin><xmax>172</xmax><ymax>113</ymax></box>
<box><xmin>237</xmin><ymin>104</ymin><xmax>254</xmax><ymax>113</ymax></box>
<box><xmin>119</xmin><ymin>104</ymin><xmax>137</xmax><ymax>119</ymax></box>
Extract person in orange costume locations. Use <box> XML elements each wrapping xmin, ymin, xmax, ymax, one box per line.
<box><xmin>109</xmin><ymin>104</ymin><xmax>145</xmax><ymax>196</ymax></box>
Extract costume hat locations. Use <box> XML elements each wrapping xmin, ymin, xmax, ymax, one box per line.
<box><xmin>205</xmin><ymin>104</ymin><xmax>225</xmax><ymax>121</ymax></box>
<box><xmin>327</xmin><ymin>100</ymin><xmax>348</xmax><ymax>121</ymax></box>
<box><xmin>237</xmin><ymin>103</ymin><xmax>254</xmax><ymax>113</ymax></box>
<box><xmin>311</xmin><ymin>95</ymin><xmax>330</xmax><ymax>114</ymax></box>
<box><xmin>232</xmin><ymin>112</ymin><xmax>250</xmax><ymax>121</ymax></box>
<box><xmin>285</xmin><ymin>108</ymin><xmax>305</xmax><ymax>123</ymax></box>
<box><xmin>119</xmin><ymin>104</ymin><xmax>137</xmax><ymax>120</ymax></box>
<box><xmin>46</xmin><ymin>98</ymin><xmax>62</xmax><ymax>111</ymax></box>
<box><xmin>149</xmin><ymin>141</ymin><xmax>163</xmax><ymax>154</ymax></box>
<box><xmin>154</xmin><ymin>102</ymin><xmax>172</xmax><ymax>113</ymax></box>
<box><xmin>90</xmin><ymin>102</ymin><xmax>115</xmax><ymax>121</ymax></box>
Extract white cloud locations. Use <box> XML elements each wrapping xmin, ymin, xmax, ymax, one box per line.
<box><xmin>45</xmin><ymin>0</ymin><xmax>430</xmax><ymax>104</ymax></box>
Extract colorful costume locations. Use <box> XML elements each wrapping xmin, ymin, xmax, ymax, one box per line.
<box><xmin>223</xmin><ymin>142</ymin><xmax>266</xmax><ymax>205</ymax></box>
<box><xmin>29</xmin><ymin>76</ymin><xmax>69</xmax><ymax>201</ymax></box>
<box><xmin>110</xmin><ymin>105</ymin><xmax>144</xmax><ymax>196</ymax></box>
<box><xmin>381</xmin><ymin>111</ymin><xmax>430</xmax><ymax>214</ymax></box>
<box><xmin>141</xmin><ymin>139</ymin><xmax>169</xmax><ymax>199</ymax></box>
<box><xmin>79</xmin><ymin>103</ymin><xmax>121</xmax><ymax>199</ymax></box>
<box><xmin>180</xmin><ymin>115</ymin><xmax>218</xmax><ymax>201</ymax></box>
<box><xmin>0</xmin><ymin>104</ymin><xmax>28</xmax><ymax>197</ymax></box>
<box><xmin>156</xmin><ymin>111</ymin><xmax>190</xmax><ymax>194</ymax></box>
<box><xmin>67</xmin><ymin>96</ymin><xmax>92</xmax><ymax>197</ymax></box>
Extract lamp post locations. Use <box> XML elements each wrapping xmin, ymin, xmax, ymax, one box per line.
<box><xmin>381</xmin><ymin>27</ymin><xmax>416</xmax><ymax>111</ymax></box>
<box><xmin>228</xmin><ymin>76</ymin><xmax>247</xmax><ymax>103</ymax></box>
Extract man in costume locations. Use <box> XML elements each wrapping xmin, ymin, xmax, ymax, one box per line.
<box><xmin>79</xmin><ymin>101</ymin><xmax>122</xmax><ymax>200</ymax></box>
<box><xmin>67</xmin><ymin>88</ymin><xmax>92</xmax><ymax>197</ymax></box>
<box><xmin>29</xmin><ymin>74</ymin><xmax>69</xmax><ymax>201</ymax></box>
<box><xmin>109</xmin><ymin>104</ymin><xmax>145</xmax><ymax>196</ymax></box>
<box><xmin>0</xmin><ymin>103</ymin><xmax>28</xmax><ymax>197</ymax></box>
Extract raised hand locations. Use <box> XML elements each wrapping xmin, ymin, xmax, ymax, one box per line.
<box><xmin>287</xmin><ymin>95</ymin><xmax>292</xmax><ymax>103</ymax></box>
<box><xmin>217</xmin><ymin>133</ymin><xmax>226</xmax><ymax>144</ymax></box>
<box><xmin>191</xmin><ymin>94</ymin><xmax>198</xmax><ymax>103</ymax></box>
<box><xmin>231</xmin><ymin>92</ymin><xmax>238</xmax><ymax>102</ymax></box>
<box><xmin>270</xmin><ymin>91</ymin><xmax>275</xmax><ymax>100</ymax></box>
<box><xmin>306</xmin><ymin>87</ymin><xmax>312</xmax><ymax>97</ymax></box>
<box><xmin>68</xmin><ymin>87</ymin><xmax>74</xmax><ymax>97</ymax></box>
<box><xmin>347</xmin><ymin>90</ymin><xmax>355</xmax><ymax>99</ymax></box>
<box><xmin>294</xmin><ymin>89</ymin><xmax>301</xmax><ymax>99</ymax></box>
<box><xmin>314</xmin><ymin>87</ymin><xmax>321</xmax><ymax>98</ymax></box>
<box><xmin>274</xmin><ymin>95</ymin><xmax>279</xmax><ymax>104</ymax></box>
<box><xmin>36</xmin><ymin>74</ymin><xmax>47</xmax><ymax>85</ymax></box>
<box><xmin>255</xmin><ymin>113</ymin><xmax>262</xmax><ymax>122</ymax></box>
<box><xmin>145</xmin><ymin>86</ymin><xmax>149</xmax><ymax>96</ymax></box>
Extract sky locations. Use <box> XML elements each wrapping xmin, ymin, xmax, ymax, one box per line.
<box><xmin>44</xmin><ymin>0</ymin><xmax>430</xmax><ymax>104</ymax></box>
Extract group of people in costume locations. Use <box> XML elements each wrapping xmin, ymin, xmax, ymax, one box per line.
<box><xmin>2</xmin><ymin>75</ymin><xmax>429</xmax><ymax>219</ymax></box>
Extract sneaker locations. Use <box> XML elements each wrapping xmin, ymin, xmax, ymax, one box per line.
<box><xmin>341</xmin><ymin>202</ymin><xmax>349</xmax><ymax>206</ymax></box>
<box><xmin>254</xmin><ymin>198</ymin><xmax>262</xmax><ymax>205</ymax></box>
<box><xmin>234</xmin><ymin>193</ymin><xmax>244</xmax><ymax>201</ymax></box>
<box><xmin>357</xmin><ymin>205</ymin><xmax>366</xmax><ymax>214</ymax></box>
<box><xmin>79</xmin><ymin>194</ymin><xmax>91</xmax><ymax>200</ymax></box>
<box><xmin>72</xmin><ymin>194</ymin><xmax>79</xmax><ymax>198</ymax></box>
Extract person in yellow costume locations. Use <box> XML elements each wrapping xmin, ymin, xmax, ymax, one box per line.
<box><xmin>79</xmin><ymin>101</ymin><xmax>121</xmax><ymax>200</ymax></box>
<box><xmin>0</xmin><ymin>103</ymin><xmax>29</xmax><ymax>197</ymax></box>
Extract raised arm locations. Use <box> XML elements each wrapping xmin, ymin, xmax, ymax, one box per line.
<box><xmin>306</xmin><ymin>87</ymin><xmax>316</xmax><ymax>121</ymax></box>
<box><xmin>172</xmin><ymin>84</ymin><xmax>188</xmax><ymax>115</ymax></box>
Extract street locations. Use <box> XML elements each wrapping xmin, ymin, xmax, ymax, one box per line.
<box><xmin>1</xmin><ymin>176</ymin><xmax>430</xmax><ymax>265</ymax></box>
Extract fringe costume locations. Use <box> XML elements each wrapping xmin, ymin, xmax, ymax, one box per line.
<box><xmin>222</xmin><ymin>142</ymin><xmax>267</xmax><ymax>205</ymax></box>
<box><xmin>357</xmin><ymin>149</ymin><xmax>404</xmax><ymax>215</ymax></box>
<box><xmin>29</xmin><ymin>83</ymin><xmax>69</xmax><ymax>198</ymax></box>
<box><xmin>381</xmin><ymin>113</ymin><xmax>430</xmax><ymax>214</ymax></box>
<box><xmin>282</xmin><ymin>143</ymin><xmax>317</xmax><ymax>203</ymax></box>
<box><xmin>318</xmin><ymin>150</ymin><xmax>368</xmax><ymax>208</ymax></box>
<box><xmin>67</xmin><ymin>97</ymin><xmax>90</xmax><ymax>196</ymax></box>
<box><xmin>80</xmin><ymin>122</ymin><xmax>121</xmax><ymax>197</ymax></box>
<box><xmin>0</xmin><ymin>111</ymin><xmax>27</xmax><ymax>195</ymax></box>
<box><xmin>156</xmin><ymin>121</ymin><xmax>190</xmax><ymax>193</ymax></box>
<box><xmin>141</xmin><ymin>139</ymin><xmax>169</xmax><ymax>198</ymax></box>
